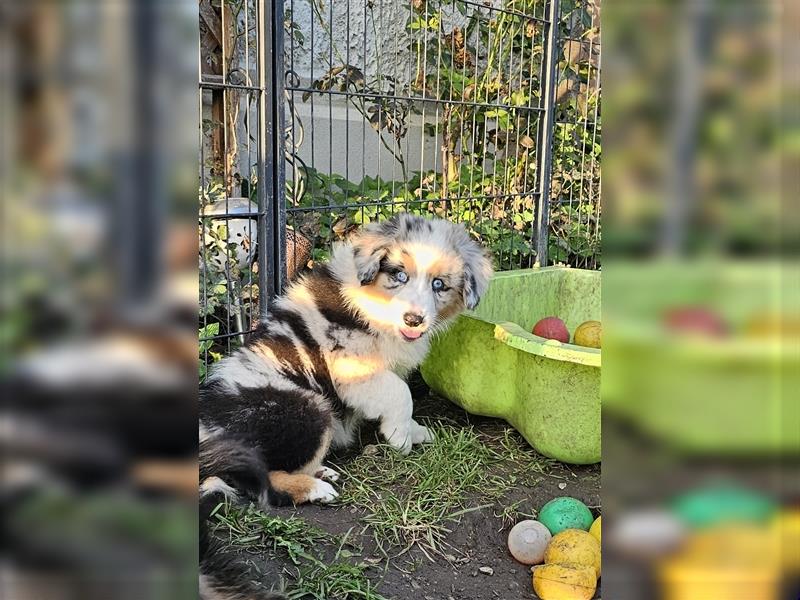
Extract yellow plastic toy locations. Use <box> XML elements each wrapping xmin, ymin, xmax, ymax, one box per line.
<box><xmin>532</xmin><ymin>563</ymin><xmax>596</xmax><ymax>600</ymax></box>
<box><xmin>589</xmin><ymin>516</ymin><xmax>601</xmax><ymax>543</ymax></box>
<box><xmin>544</xmin><ymin>529</ymin><xmax>602</xmax><ymax>578</ymax></box>
<box><xmin>573</xmin><ymin>320</ymin><xmax>601</xmax><ymax>348</ymax></box>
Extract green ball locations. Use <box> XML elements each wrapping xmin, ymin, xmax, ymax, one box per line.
<box><xmin>538</xmin><ymin>497</ymin><xmax>594</xmax><ymax>535</ymax></box>
<box><xmin>671</xmin><ymin>485</ymin><xmax>777</xmax><ymax>529</ymax></box>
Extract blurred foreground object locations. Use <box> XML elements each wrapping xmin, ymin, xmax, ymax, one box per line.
<box><xmin>602</xmin><ymin>0</ymin><xmax>798</xmax><ymax>597</ymax></box>
<box><xmin>658</xmin><ymin>524</ymin><xmax>782</xmax><ymax>600</ymax></box>
<box><xmin>604</xmin><ymin>261</ymin><xmax>799</xmax><ymax>455</ymax></box>
<box><xmin>1</xmin><ymin>1</ymin><xmax>198</xmax><ymax>599</ymax></box>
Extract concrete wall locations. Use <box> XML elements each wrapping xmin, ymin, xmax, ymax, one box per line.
<box><xmin>284</xmin><ymin>0</ymin><xmax>473</xmax><ymax>183</ymax></box>
<box><xmin>201</xmin><ymin>0</ymin><xmax>487</xmax><ymax>191</ymax></box>
<box><xmin>285</xmin><ymin>99</ymin><xmax>441</xmax><ymax>185</ymax></box>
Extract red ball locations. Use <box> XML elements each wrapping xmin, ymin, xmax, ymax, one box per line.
<box><xmin>532</xmin><ymin>316</ymin><xmax>570</xmax><ymax>343</ymax></box>
<box><xmin>663</xmin><ymin>306</ymin><xmax>728</xmax><ymax>337</ymax></box>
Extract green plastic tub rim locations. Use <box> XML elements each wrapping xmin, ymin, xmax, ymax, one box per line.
<box><xmin>421</xmin><ymin>266</ymin><xmax>601</xmax><ymax>464</ymax></box>
<box><xmin>466</xmin><ymin>268</ymin><xmax>601</xmax><ymax>368</ymax></box>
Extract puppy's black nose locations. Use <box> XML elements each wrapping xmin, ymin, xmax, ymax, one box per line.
<box><xmin>403</xmin><ymin>312</ymin><xmax>424</xmax><ymax>328</ymax></box>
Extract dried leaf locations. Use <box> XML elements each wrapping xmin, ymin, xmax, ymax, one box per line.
<box><xmin>445</xmin><ymin>26</ymin><xmax>465</xmax><ymax>51</ymax></box>
<box><xmin>331</xmin><ymin>218</ymin><xmax>349</xmax><ymax>236</ymax></box>
<box><xmin>563</xmin><ymin>40</ymin><xmax>583</xmax><ymax>65</ymax></box>
<box><xmin>344</xmin><ymin>66</ymin><xmax>365</xmax><ymax>89</ymax></box>
<box><xmin>577</xmin><ymin>83</ymin><xmax>589</xmax><ymax>116</ymax></box>
<box><xmin>455</xmin><ymin>47</ymin><xmax>472</xmax><ymax>68</ymax></box>
<box><xmin>519</xmin><ymin>135</ymin><xmax>534</xmax><ymax>149</ymax></box>
<box><xmin>555</xmin><ymin>77</ymin><xmax>575</xmax><ymax>103</ymax></box>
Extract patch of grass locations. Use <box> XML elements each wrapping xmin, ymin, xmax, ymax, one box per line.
<box><xmin>335</xmin><ymin>423</ymin><xmax>553</xmax><ymax>557</ymax></box>
<box><xmin>214</xmin><ymin>503</ymin><xmax>336</xmax><ymax>564</ymax></box>
<box><xmin>494</xmin><ymin>498</ymin><xmax>535</xmax><ymax>529</ymax></box>
<box><xmin>209</xmin><ymin>425</ymin><xmax>556</xmax><ymax>596</ymax></box>
<box><xmin>286</xmin><ymin>543</ymin><xmax>388</xmax><ymax>600</ymax></box>
<box><xmin>213</xmin><ymin>503</ymin><xmax>386</xmax><ymax>599</ymax></box>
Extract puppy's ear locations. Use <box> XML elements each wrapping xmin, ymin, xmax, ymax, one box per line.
<box><xmin>351</xmin><ymin>217</ymin><xmax>401</xmax><ymax>285</ymax></box>
<box><xmin>353</xmin><ymin>243</ymin><xmax>387</xmax><ymax>285</ymax></box>
<box><xmin>459</xmin><ymin>234</ymin><xmax>493</xmax><ymax>310</ymax></box>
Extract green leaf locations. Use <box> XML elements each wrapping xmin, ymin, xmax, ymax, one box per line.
<box><xmin>199</xmin><ymin>323</ymin><xmax>220</xmax><ymax>339</ymax></box>
<box><xmin>510</xmin><ymin>89</ymin><xmax>528</xmax><ymax>106</ymax></box>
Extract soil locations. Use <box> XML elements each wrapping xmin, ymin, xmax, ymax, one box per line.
<box><xmin>249</xmin><ymin>377</ymin><xmax>601</xmax><ymax>599</ymax></box>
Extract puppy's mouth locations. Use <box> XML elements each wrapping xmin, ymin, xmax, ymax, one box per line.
<box><xmin>399</xmin><ymin>327</ymin><xmax>425</xmax><ymax>342</ymax></box>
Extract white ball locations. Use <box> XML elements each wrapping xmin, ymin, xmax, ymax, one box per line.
<box><xmin>507</xmin><ymin>519</ymin><xmax>552</xmax><ymax>565</ymax></box>
<box><xmin>609</xmin><ymin>509</ymin><xmax>687</xmax><ymax>560</ymax></box>
<box><xmin>201</xmin><ymin>198</ymin><xmax>258</xmax><ymax>271</ymax></box>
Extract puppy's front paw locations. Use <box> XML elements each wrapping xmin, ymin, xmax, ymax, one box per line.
<box><xmin>306</xmin><ymin>479</ymin><xmax>339</xmax><ymax>504</ymax></box>
<box><xmin>410</xmin><ymin>421</ymin><xmax>434</xmax><ymax>445</ymax></box>
<box><xmin>382</xmin><ymin>426</ymin><xmax>413</xmax><ymax>455</ymax></box>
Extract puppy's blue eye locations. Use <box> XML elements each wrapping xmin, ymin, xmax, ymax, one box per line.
<box><xmin>432</xmin><ymin>278</ymin><xmax>444</xmax><ymax>291</ymax></box>
<box><xmin>395</xmin><ymin>271</ymin><xmax>408</xmax><ymax>283</ymax></box>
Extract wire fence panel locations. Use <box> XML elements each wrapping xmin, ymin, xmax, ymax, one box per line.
<box><xmin>199</xmin><ymin>0</ymin><xmax>274</xmax><ymax>376</ymax></box>
<box><xmin>197</xmin><ymin>0</ymin><xmax>601</xmax><ymax>372</ymax></box>
<box><xmin>549</xmin><ymin>0</ymin><xmax>601</xmax><ymax>268</ymax></box>
<box><xmin>284</xmin><ymin>0</ymin><xmax>553</xmax><ymax>273</ymax></box>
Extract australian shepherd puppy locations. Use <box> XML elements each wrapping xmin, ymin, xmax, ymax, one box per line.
<box><xmin>199</xmin><ymin>214</ymin><xmax>492</xmax><ymax>509</ymax></box>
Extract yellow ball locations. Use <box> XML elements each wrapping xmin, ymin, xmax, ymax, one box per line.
<box><xmin>772</xmin><ymin>509</ymin><xmax>800</xmax><ymax>572</ymax></box>
<box><xmin>532</xmin><ymin>563</ymin><xmax>597</xmax><ymax>600</ymax></box>
<box><xmin>589</xmin><ymin>516</ymin><xmax>601</xmax><ymax>544</ymax></box>
<box><xmin>544</xmin><ymin>529</ymin><xmax>602</xmax><ymax>578</ymax></box>
<box><xmin>573</xmin><ymin>320</ymin><xmax>601</xmax><ymax>348</ymax></box>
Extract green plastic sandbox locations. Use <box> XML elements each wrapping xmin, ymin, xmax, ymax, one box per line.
<box><xmin>421</xmin><ymin>267</ymin><xmax>601</xmax><ymax>464</ymax></box>
<box><xmin>602</xmin><ymin>261</ymin><xmax>799</xmax><ymax>455</ymax></box>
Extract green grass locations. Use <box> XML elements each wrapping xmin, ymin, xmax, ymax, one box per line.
<box><xmin>334</xmin><ymin>423</ymin><xmax>554</xmax><ymax>557</ymax></box>
<box><xmin>213</xmin><ymin>502</ymin><xmax>387</xmax><ymax>600</ymax></box>
<box><xmin>211</xmin><ymin>423</ymin><xmax>555</xmax><ymax>597</ymax></box>
<box><xmin>285</xmin><ymin>543</ymin><xmax>388</xmax><ymax>600</ymax></box>
<box><xmin>213</xmin><ymin>502</ymin><xmax>335</xmax><ymax>565</ymax></box>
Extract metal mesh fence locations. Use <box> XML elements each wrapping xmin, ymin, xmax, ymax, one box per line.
<box><xmin>549</xmin><ymin>0</ymin><xmax>601</xmax><ymax>268</ymax></box>
<box><xmin>283</xmin><ymin>0</ymin><xmax>554</xmax><ymax>272</ymax></box>
<box><xmin>198</xmin><ymin>0</ymin><xmax>600</xmax><ymax>370</ymax></box>
<box><xmin>199</xmin><ymin>0</ymin><xmax>279</xmax><ymax>369</ymax></box>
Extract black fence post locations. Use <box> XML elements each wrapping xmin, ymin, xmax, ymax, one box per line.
<box><xmin>257</xmin><ymin>0</ymin><xmax>287</xmax><ymax>317</ymax></box>
<box><xmin>534</xmin><ymin>0</ymin><xmax>561</xmax><ymax>267</ymax></box>
<box><xmin>116</xmin><ymin>0</ymin><xmax>164</xmax><ymax>313</ymax></box>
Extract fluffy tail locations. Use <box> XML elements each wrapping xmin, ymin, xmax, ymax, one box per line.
<box><xmin>199</xmin><ymin>430</ymin><xmax>290</xmax><ymax>600</ymax></box>
<box><xmin>199</xmin><ymin>428</ymin><xmax>291</xmax><ymax>506</ymax></box>
<box><xmin>199</xmin><ymin>428</ymin><xmax>331</xmax><ymax>505</ymax></box>
<box><xmin>199</xmin><ymin>491</ymin><xmax>286</xmax><ymax>600</ymax></box>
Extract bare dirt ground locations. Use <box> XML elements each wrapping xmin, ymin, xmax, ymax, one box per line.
<box><xmin>223</xmin><ymin>377</ymin><xmax>601</xmax><ymax>599</ymax></box>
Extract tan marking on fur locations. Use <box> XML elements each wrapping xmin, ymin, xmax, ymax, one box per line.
<box><xmin>285</xmin><ymin>281</ymin><xmax>317</xmax><ymax>309</ymax></box>
<box><xmin>133</xmin><ymin>460</ymin><xmax>198</xmax><ymax>497</ymax></box>
<box><xmin>299</xmin><ymin>428</ymin><xmax>333</xmax><ymax>476</ymax></box>
<box><xmin>342</xmin><ymin>283</ymin><xmax>401</xmax><ymax>330</ymax></box>
<box><xmin>427</xmin><ymin>254</ymin><xmax>466</xmax><ymax>322</ymax></box>
<box><xmin>353</xmin><ymin>279</ymin><xmax>394</xmax><ymax>303</ymax></box>
<box><xmin>249</xmin><ymin>340</ymin><xmax>281</xmax><ymax>367</ymax></box>
<box><xmin>401</xmin><ymin>241</ymin><xmax>451</xmax><ymax>273</ymax></box>
<box><xmin>398</xmin><ymin>248</ymin><xmax>417</xmax><ymax>274</ymax></box>
<box><xmin>429</xmin><ymin>254</ymin><xmax>463</xmax><ymax>281</ymax></box>
<box><xmin>437</xmin><ymin>293</ymin><xmax>465</xmax><ymax>322</ymax></box>
<box><xmin>268</xmin><ymin>471</ymin><xmax>317</xmax><ymax>504</ymax></box>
